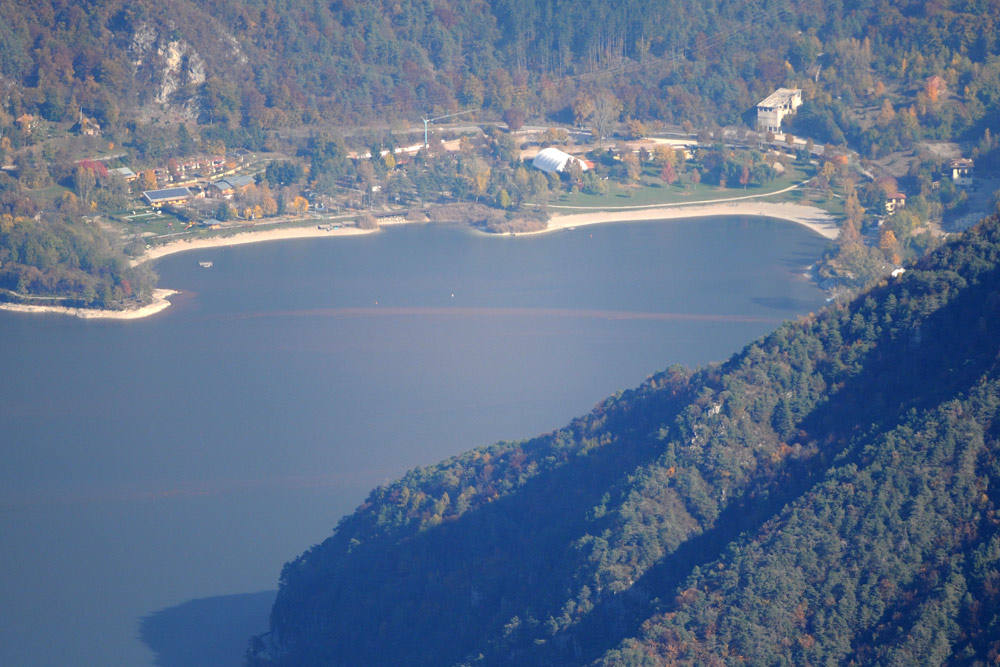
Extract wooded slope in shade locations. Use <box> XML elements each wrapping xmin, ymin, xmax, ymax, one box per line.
<box><xmin>251</xmin><ymin>215</ymin><xmax>1000</xmax><ymax>666</ymax></box>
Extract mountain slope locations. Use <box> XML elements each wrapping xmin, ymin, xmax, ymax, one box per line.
<box><xmin>249</xmin><ymin>217</ymin><xmax>1000</xmax><ymax>665</ymax></box>
<box><xmin>4</xmin><ymin>0</ymin><xmax>1000</xmax><ymax>142</ymax></box>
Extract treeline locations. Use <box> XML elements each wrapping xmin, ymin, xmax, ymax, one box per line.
<box><xmin>252</xmin><ymin>215</ymin><xmax>1000</xmax><ymax>665</ymax></box>
<box><xmin>0</xmin><ymin>210</ymin><xmax>156</xmax><ymax>308</ymax></box>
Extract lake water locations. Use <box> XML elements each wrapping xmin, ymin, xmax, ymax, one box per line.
<box><xmin>0</xmin><ymin>218</ymin><xmax>827</xmax><ymax>665</ymax></box>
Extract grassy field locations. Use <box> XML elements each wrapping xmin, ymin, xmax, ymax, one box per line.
<box><xmin>757</xmin><ymin>182</ymin><xmax>845</xmax><ymax>216</ymax></box>
<box><xmin>115</xmin><ymin>208</ymin><xmax>188</xmax><ymax>237</ymax></box>
<box><xmin>137</xmin><ymin>213</ymin><xmax>358</xmax><ymax>247</ymax></box>
<box><xmin>552</xmin><ymin>158</ymin><xmax>817</xmax><ymax>210</ymax></box>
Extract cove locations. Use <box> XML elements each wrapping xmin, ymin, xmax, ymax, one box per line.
<box><xmin>0</xmin><ymin>217</ymin><xmax>827</xmax><ymax>665</ymax></box>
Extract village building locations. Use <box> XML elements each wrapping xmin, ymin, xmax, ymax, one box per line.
<box><xmin>109</xmin><ymin>167</ymin><xmax>138</xmax><ymax>182</ymax></box>
<box><xmin>947</xmin><ymin>158</ymin><xmax>974</xmax><ymax>186</ymax></box>
<box><xmin>885</xmin><ymin>192</ymin><xmax>906</xmax><ymax>215</ymax></box>
<box><xmin>756</xmin><ymin>88</ymin><xmax>802</xmax><ymax>134</ymax></box>
<box><xmin>143</xmin><ymin>187</ymin><xmax>192</xmax><ymax>207</ymax></box>
<box><xmin>531</xmin><ymin>147</ymin><xmax>590</xmax><ymax>175</ymax></box>
<box><xmin>208</xmin><ymin>174</ymin><xmax>256</xmax><ymax>199</ymax></box>
<box><xmin>74</xmin><ymin>116</ymin><xmax>101</xmax><ymax>137</ymax></box>
<box><xmin>15</xmin><ymin>114</ymin><xmax>35</xmax><ymax>134</ymax></box>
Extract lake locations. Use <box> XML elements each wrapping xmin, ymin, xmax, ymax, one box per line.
<box><xmin>0</xmin><ymin>218</ymin><xmax>827</xmax><ymax>665</ymax></box>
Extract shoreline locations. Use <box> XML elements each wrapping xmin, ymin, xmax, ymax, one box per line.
<box><xmin>522</xmin><ymin>201</ymin><xmax>840</xmax><ymax>240</ymax></box>
<box><xmin>0</xmin><ymin>288</ymin><xmax>179</xmax><ymax>320</ymax></box>
<box><xmin>3</xmin><ymin>202</ymin><xmax>839</xmax><ymax>320</ymax></box>
<box><xmin>136</xmin><ymin>224</ymin><xmax>376</xmax><ymax>264</ymax></box>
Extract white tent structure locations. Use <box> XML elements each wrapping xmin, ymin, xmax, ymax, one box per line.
<box><xmin>531</xmin><ymin>147</ymin><xmax>589</xmax><ymax>174</ymax></box>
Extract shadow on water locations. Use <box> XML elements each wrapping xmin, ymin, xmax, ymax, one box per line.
<box><xmin>778</xmin><ymin>248</ymin><xmax>822</xmax><ymax>269</ymax></box>
<box><xmin>751</xmin><ymin>295</ymin><xmax>819</xmax><ymax>312</ymax></box>
<box><xmin>139</xmin><ymin>590</ymin><xmax>275</xmax><ymax>667</ymax></box>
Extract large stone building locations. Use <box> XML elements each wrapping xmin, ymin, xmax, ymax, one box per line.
<box><xmin>947</xmin><ymin>158</ymin><xmax>974</xmax><ymax>187</ymax></box>
<box><xmin>756</xmin><ymin>88</ymin><xmax>803</xmax><ymax>134</ymax></box>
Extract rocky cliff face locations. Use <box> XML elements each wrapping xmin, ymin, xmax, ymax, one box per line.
<box><xmin>130</xmin><ymin>23</ymin><xmax>206</xmax><ymax>104</ymax></box>
<box><xmin>124</xmin><ymin>12</ymin><xmax>247</xmax><ymax>116</ymax></box>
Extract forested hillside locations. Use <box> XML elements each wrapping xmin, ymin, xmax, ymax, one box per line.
<box><xmin>3</xmin><ymin>0</ymin><xmax>1000</xmax><ymax>151</ymax></box>
<box><xmin>251</xmin><ymin>215</ymin><xmax>1000</xmax><ymax>665</ymax></box>
<box><xmin>0</xmin><ymin>210</ymin><xmax>156</xmax><ymax>308</ymax></box>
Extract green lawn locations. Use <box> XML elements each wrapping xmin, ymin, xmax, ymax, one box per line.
<box><xmin>757</xmin><ymin>183</ymin><xmax>845</xmax><ymax>216</ymax></box>
<box><xmin>552</xmin><ymin>159</ymin><xmax>816</xmax><ymax>210</ymax></box>
<box><xmin>116</xmin><ymin>208</ymin><xmax>187</xmax><ymax>237</ymax></box>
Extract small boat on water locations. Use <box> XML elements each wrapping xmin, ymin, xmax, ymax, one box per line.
<box><xmin>199</xmin><ymin>261</ymin><xmax>213</xmax><ymax>268</ymax></box>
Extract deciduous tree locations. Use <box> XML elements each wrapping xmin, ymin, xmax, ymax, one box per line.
<box><xmin>589</xmin><ymin>91</ymin><xmax>622</xmax><ymax>146</ymax></box>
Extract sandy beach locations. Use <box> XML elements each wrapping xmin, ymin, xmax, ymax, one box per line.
<box><xmin>532</xmin><ymin>201</ymin><xmax>840</xmax><ymax>240</ymax></box>
<box><xmin>0</xmin><ymin>288</ymin><xmax>179</xmax><ymax>320</ymax></box>
<box><xmin>137</xmin><ymin>223</ymin><xmax>376</xmax><ymax>264</ymax></box>
<box><xmin>0</xmin><ymin>225</ymin><xmax>374</xmax><ymax>320</ymax></box>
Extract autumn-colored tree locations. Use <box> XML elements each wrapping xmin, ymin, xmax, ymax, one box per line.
<box><xmin>467</xmin><ymin>157</ymin><xmax>491</xmax><ymax>202</ymax></box>
<box><xmin>503</xmin><ymin>107</ymin><xmax>526</xmax><ymax>133</ymax></box>
<box><xmin>290</xmin><ymin>196</ymin><xmax>309</xmax><ymax>213</ymax></box>
<box><xmin>879</xmin><ymin>227</ymin><xmax>901</xmax><ymax>263</ymax></box>
<box><xmin>571</xmin><ymin>94</ymin><xmax>594</xmax><ymax>127</ymax></box>
<box><xmin>74</xmin><ymin>164</ymin><xmax>96</xmax><ymax>201</ymax></box>
<box><xmin>839</xmin><ymin>216</ymin><xmax>861</xmax><ymax>247</ymax></box>
<box><xmin>622</xmin><ymin>152</ymin><xmax>641</xmax><ymax>181</ymax></box>
<box><xmin>844</xmin><ymin>190</ymin><xmax>865</xmax><ymax>232</ymax></box>
<box><xmin>497</xmin><ymin>188</ymin><xmax>512</xmax><ymax>209</ymax></box>
<box><xmin>542</xmin><ymin>127</ymin><xmax>568</xmax><ymax>144</ymax></box>
<box><xmin>654</xmin><ymin>145</ymin><xmax>677</xmax><ymax>167</ymax></box>
<box><xmin>821</xmin><ymin>160</ymin><xmax>837</xmax><ymax>184</ymax></box>
<box><xmin>589</xmin><ymin>91</ymin><xmax>622</xmax><ymax>147</ymax></box>
<box><xmin>660</xmin><ymin>162</ymin><xmax>677</xmax><ymax>185</ymax></box>
<box><xmin>60</xmin><ymin>190</ymin><xmax>81</xmax><ymax>214</ymax></box>
<box><xmin>460</xmin><ymin>74</ymin><xmax>485</xmax><ymax>109</ymax></box>
<box><xmin>876</xmin><ymin>99</ymin><xmax>896</xmax><ymax>127</ymax></box>
<box><xmin>78</xmin><ymin>159</ymin><xmax>108</xmax><ymax>180</ymax></box>
<box><xmin>924</xmin><ymin>75</ymin><xmax>945</xmax><ymax>103</ymax></box>
<box><xmin>357</xmin><ymin>212</ymin><xmax>378</xmax><ymax>230</ymax></box>
<box><xmin>141</xmin><ymin>170</ymin><xmax>157</xmax><ymax>190</ymax></box>
<box><xmin>262</xmin><ymin>195</ymin><xmax>278</xmax><ymax>217</ymax></box>
<box><xmin>486</xmin><ymin>69</ymin><xmax>514</xmax><ymax>111</ymax></box>
<box><xmin>739</xmin><ymin>164</ymin><xmax>750</xmax><ymax>189</ymax></box>
<box><xmin>625</xmin><ymin>118</ymin><xmax>646</xmax><ymax>139</ymax></box>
